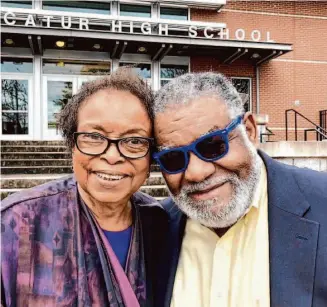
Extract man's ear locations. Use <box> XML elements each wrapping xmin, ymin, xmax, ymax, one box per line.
<box><xmin>243</xmin><ymin>112</ymin><xmax>258</xmax><ymax>146</ymax></box>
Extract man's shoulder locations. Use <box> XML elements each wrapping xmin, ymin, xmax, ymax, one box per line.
<box><xmin>273</xmin><ymin>161</ymin><xmax>327</xmax><ymax>198</ymax></box>
<box><xmin>1</xmin><ymin>175</ymin><xmax>76</xmax><ymax>213</ymax></box>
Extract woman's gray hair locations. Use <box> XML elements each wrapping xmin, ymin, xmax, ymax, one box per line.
<box><xmin>58</xmin><ymin>68</ymin><xmax>154</xmax><ymax>151</ymax></box>
<box><xmin>153</xmin><ymin>72</ymin><xmax>244</xmax><ymax>119</ymax></box>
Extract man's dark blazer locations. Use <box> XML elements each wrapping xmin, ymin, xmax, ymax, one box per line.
<box><xmin>156</xmin><ymin>151</ymin><xmax>327</xmax><ymax>307</ymax></box>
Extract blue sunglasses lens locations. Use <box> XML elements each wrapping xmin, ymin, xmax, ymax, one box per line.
<box><xmin>158</xmin><ymin>150</ymin><xmax>185</xmax><ymax>173</ymax></box>
<box><xmin>195</xmin><ymin>134</ymin><xmax>227</xmax><ymax>159</ymax></box>
<box><xmin>158</xmin><ymin>134</ymin><xmax>228</xmax><ymax>173</ymax></box>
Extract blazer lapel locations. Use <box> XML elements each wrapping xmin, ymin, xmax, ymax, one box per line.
<box><xmin>260</xmin><ymin>151</ymin><xmax>319</xmax><ymax>307</ymax></box>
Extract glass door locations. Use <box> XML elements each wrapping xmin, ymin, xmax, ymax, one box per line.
<box><xmin>1</xmin><ymin>75</ymin><xmax>33</xmax><ymax>140</ymax></box>
<box><xmin>77</xmin><ymin>76</ymin><xmax>100</xmax><ymax>90</ymax></box>
<box><xmin>43</xmin><ymin>76</ymin><xmax>74</xmax><ymax>139</ymax></box>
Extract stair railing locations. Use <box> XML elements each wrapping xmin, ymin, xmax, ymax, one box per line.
<box><xmin>260</xmin><ymin>127</ymin><xmax>275</xmax><ymax>143</ymax></box>
<box><xmin>285</xmin><ymin>109</ymin><xmax>327</xmax><ymax>141</ymax></box>
<box><xmin>320</xmin><ymin>110</ymin><xmax>327</xmax><ymax>140</ymax></box>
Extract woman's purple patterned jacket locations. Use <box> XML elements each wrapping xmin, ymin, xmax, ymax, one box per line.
<box><xmin>1</xmin><ymin>176</ymin><xmax>168</xmax><ymax>307</ymax></box>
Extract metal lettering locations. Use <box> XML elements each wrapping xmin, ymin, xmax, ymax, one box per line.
<box><xmin>25</xmin><ymin>14</ymin><xmax>36</xmax><ymax>27</ymax></box>
<box><xmin>189</xmin><ymin>25</ymin><xmax>197</xmax><ymax>38</ymax></box>
<box><xmin>141</xmin><ymin>22</ymin><xmax>151</xmax><ymax>34</ymax></box>
<box><xmin>4</xmin><ymin>12</ymin><xmax>16</xmax><ymax>26</ymax></box>
<box><xmin>79</xmin><ymin>18</ymin><xmax>89</xmax><ymax>30</ymax></box>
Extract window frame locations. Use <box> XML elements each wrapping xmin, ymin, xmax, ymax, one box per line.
<box><xmin>118</xmin><ymin>2</ymin><xmax>152</xmax><ymax>19</ymax></box>
<box><xmin>159</xmin><ymin>5</ymin><xmax>190</xmax><ymax>21</ymax></box>
<box><xmin>1</xmin><ymin>73</ymin><xmax>34</xmax><ymax>139</ymax></box>
<box><xmin>41</xmin><ymin>0</ymin><xmax>112</xmax><ymax>16</ymax></box>
<box><xmin>159</xmin><ymin>57</ymin><xmax>190</xmax><ymax>89</ymax></box>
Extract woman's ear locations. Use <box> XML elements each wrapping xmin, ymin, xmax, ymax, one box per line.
<box><xmin>243</xmin><ymin>112</ymin><xmax>258</xmax><ymax>147</ymax></box>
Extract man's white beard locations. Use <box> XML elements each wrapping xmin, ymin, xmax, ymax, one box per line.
<box><xmin>168</xmin><ymin>136</ymin><xmax>263</xmax><ymax>229</ymax></box>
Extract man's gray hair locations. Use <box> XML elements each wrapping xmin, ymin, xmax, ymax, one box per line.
<box><xmin>153</xmin><ymin>72</ymin><xmax>244</xmax><ymax>119</ymax></box>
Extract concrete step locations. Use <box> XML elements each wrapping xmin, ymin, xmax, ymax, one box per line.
<box><xmin>1</xmin><ymin>152</ymin><xmax>72</xmax><ymax>160</ymax></box>
<box><xmin>1</xmin><ymin>140</ymin><xmax>65</xmax><ymax>146</ymax></box>
<box><xmin>1</xmin><ymin>159</ymin><xmax>72</xmax><ymax>167</ymax></box>
<box><xmin>140</xmin><ymin>186</ymin><xmax>169</xmax><ymax>197</ymax></box>
<box><xmin>1</xmin><ymin>183</ymin><xmax>168</xmax><ymax>200</ymax></box>
<box><xmin>1</xmin><ymin>164</ymin><xmax>160</xmax><ymax>175</ymax></box>
<box><xmin>1</xmin><ymin>173</ymin><xmax>165</xmax><ymax>189</ymax></box>
<box><xmin>1</xmin><ymin>146</ymin><xmax>68</xmax><ymax>153</ymax></box>
<box><xmin>1</xmin><ymin>166</ymin><xmax>73</xmax><ymax>175</ymax></box>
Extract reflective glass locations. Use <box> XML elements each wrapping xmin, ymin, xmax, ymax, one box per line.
<box><xmin>119</xmin><ymin>63</ymin><xmax>151</xmax><ymax>79</ymax></box>
<box><xmin>120</xmin><ymin>4</ymin><xmax>151</xmax><ymax>18</ymax></box>
<box><xmin>43</xmin><ymin>60</ymin><xmax>111</xmax><ymax>75</ymax></box>
<box><xmin>160</xmin><ymin>64</ymin><xmax>188</xmax><ymax>78</ymax></box>
<box><xmin>160</xmin><ymin>7</ymin><xmax>188</xmax><ymax>21</ymax></box>
<box><xmin>43</xmin><ymin>1</ymin><xmax>110</xmax><ymax>15</ymax></box>
<box><xmin>2</xmin><ymin>112</ymin><xmax>28</xmax><ymax>134</ymax></box>
<box><xmin>1</xmin><ymin>58</ymin><xmax>33</xmax><ymax>73</ymax></box>
<box><xmin>232</xmin><ymin>78</ymin><xmax>251</xmax><ymax>112</ymax></box>
<box><xmin>47</xmin><ymin>81</ymin><xmax>72</xmax><ymax>129</ymax></box>
<box><xmin>1</xmin><ymin>0</ymin><xmax>32</xmax><ymax>8</ymax></box>
<box><xmin>2</xmin><ymin>79</ymin><xmax>28</xmax><ymax>111</ymax></box>
<box><xmin>161</xmin><ymin>80</ymin><xmax>170</xmax><ymax>87</ymax></box>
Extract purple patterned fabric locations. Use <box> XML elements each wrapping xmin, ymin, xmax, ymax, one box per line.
<box><xmin>1</xmin><ymin>176</ymin><xmax>154</xmax><ymax>307</ymax></box>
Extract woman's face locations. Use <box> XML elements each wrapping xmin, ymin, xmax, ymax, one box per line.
<box><xmin>72</xmin><ymin>89</ymin><xmax>152</xmax><ymax>205</ymax></box>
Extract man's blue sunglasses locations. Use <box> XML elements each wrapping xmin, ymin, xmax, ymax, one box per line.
<box><xmin>153</xmin><ymin>115</ymin><xmax>243</xmax><ymax>174</ymax></box>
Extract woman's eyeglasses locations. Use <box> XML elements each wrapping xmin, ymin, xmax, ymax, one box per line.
<box><xmin>73</xmin><ymin>132</ymin><xmax>153</xmax><ymax>159</ymax></box>
<box><xmin>153</xmin><ymin>115</ymin><xmax>243</xmax><ymax>174</ymax></box>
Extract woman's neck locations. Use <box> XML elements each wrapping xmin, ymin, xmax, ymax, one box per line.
<box><xmin>78</xmin><ymin>185</ymin><xmax>132</xmax><ymax>231</ymax></box>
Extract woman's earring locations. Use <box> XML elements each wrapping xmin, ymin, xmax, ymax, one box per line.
<box><xmin>147</xmin><ymin>171</ymin><xmax>150</xmax><ymax>178</ymax></box>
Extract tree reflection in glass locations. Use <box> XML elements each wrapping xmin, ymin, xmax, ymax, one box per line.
<box><xmin>232</xmin><ymin>79</ymin><xmax>251</xmax><ymax>112</ymax></box>
<box><xmin>1</xmin><ymin>79</ymin><xmax>29</xmax><ymax>134</ymax></box>
<box><xmin>47</xmin><ymin>81</ymin><xmax>73</xmax><ymax>129</ymax></box>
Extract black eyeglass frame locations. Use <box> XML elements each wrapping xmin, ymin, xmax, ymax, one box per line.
<box><xmin>73</xmin><ymin>132</ymin><xmax>154</xmax><ymax>159</ymax></box>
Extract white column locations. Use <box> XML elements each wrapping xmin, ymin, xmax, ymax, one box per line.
<box><xmin>152</xmin><ymin>60</ymin><xmax>160</xmax><ymax>91</ymax></box>
<box><xmin>32</xmin><ymin>55</ymin><xmax>42</xmax><ymax>140</ymax></box>
<box><xmin>112</xmin><ymin>58</ymin><xmax>120</xmax><ymax>71</ymax></box>
<box><xmin>33</xmin><ymin>55</ymin><xmax>42</xmax><ymax>140</ymax></box>
<box><xmin>33</xmin><ymin>0</ymin><xmax>42</xmax><ymax>10</ymax></box>
<box><xmin>111</xmin><ymin>1</ymin><xmax>119</xmax><ymax>17</ymax></box>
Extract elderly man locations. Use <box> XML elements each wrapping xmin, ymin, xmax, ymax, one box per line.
<box><xmin>153</xmin><ymin>72</ymin><xmax>327</xmax><ymax>307</ymax></box>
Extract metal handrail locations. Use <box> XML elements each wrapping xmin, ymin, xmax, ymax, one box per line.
<box><xmin>285</xmin><ymin>109</ymin><xmax>327</xmax><ymax>141</ymax></box>
<box><xmin>320</xmin><ymin>110</ymin><xmax>327</xmax><ymax>140</ymax></box>
<box><xmin>260</xmin><ymin>127</ymin><xmax>275</xmax><ymax>143</ymax></box>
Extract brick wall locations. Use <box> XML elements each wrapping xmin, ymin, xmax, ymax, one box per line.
<box><xmin>190</xmin><ymin>1</ymin><xmax>327</xmax><ymax>141</ymax></box>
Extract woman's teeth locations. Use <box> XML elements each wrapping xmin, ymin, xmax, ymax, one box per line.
<box><xmin>95</xmin><ymin>172</ymin><xmax>125</xmax><ymax>181</ymax></box>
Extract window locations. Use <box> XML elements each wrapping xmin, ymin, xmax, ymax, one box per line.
<box><xmin>42</xmin><ymin>60</ymin><xmax>111</xmax><ymax>75</ymax></box>
<box><xmin>42</xmin><ymin>1</ymin><xmax>110</xmax><ymax>15</ymax></box>
<box><xmin>1</xmin><ymin>58</ymin><xmax>33</xmax><ymax>74</ymax></box>
<box><xmin>231</xmin><ymin>78</ymin><xmax>251</xmax><ymax>112</ymax></box>
<box><xmin>120</xmin><ymin>4</ymin><xmax>151</xmax><ymax>18</ymax></box>
<box><xmin>1</xmin><ymin>0</ymin><xmax>32</xmax><ymax>9</ymax></box>
<box><xmin>160</xmin><ymin>7</ymin><xmax>189</xmax><ymax>21</ymax></box>
<box><xmin>160</xmin><ymin>64</ymin><xmax>188</xmax><ymax>87</ymax></box>
<box><xmin>119</xmin><ymin>63</ymin><xmax>151</xmax><ymax>80</ymax></box>
<box><xmin>1</xmin><ymin>58</ymin><xmax>33</xmax><ymax>136</ymax></box>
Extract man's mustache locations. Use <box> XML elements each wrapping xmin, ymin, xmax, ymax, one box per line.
<box><xmin>180</xmin><ymin>174</ymin><xmax>239</xmax><ymax>194</ymax></box>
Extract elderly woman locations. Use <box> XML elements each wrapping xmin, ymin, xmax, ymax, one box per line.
<box><xmin>1</xmin><ymin>69</ymin><xmax>167</xmax><ymax>307</ymax></box>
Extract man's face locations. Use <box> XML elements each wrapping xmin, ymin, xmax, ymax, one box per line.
<box><xmin>154</xmin><ymin>96</ymin><xmax>262</xmax><ymax>228</ymax></box>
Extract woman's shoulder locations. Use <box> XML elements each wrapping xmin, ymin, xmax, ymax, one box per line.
<box><xmin>1</xmin><ymin>175</ymin><xmax>76</xmax><ymax>214</ymax></box>
<box><xmin>132</xmin><ymin>191</ymin><xmax>167</xmax><ymax>218</ymax></box>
